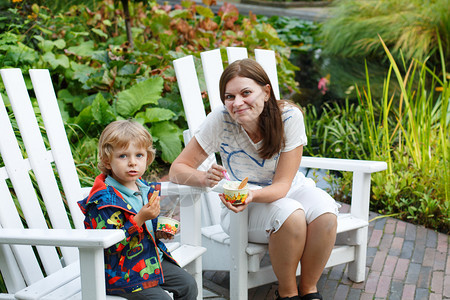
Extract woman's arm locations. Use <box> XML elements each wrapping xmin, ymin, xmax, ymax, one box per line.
<box><xmin>252</xmin><ymin>145</ymin><xmax>303</xmax><ymax>203</ymax></box>
<box><xmin>169</xmin><ymin>137</ymin><xmax>223</xmax><ymax>187</ymax></box>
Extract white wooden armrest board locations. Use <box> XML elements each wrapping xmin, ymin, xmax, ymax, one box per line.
<box><xmin>173</xmin><ymin>47</ymin><xmax>388</xmax><ymax>299</ymax></box>
<box><xmin>0</xmin><ymin>69</ymin><xmax>206</xmax><ymax>300</ymax></box>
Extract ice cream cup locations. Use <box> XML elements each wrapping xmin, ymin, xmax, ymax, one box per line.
<box><xmin>157</xmin><ymin>216</ymin><xmax>180</xmax><ymax>236</ymax></box>
<box><xmin>223</xmin><ymin>180</ymin><xmax>248</xmax><ymax>206</ymax></box>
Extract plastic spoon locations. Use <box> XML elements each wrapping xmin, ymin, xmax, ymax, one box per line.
<box><xmin>222</xmin><ymin>170</ymin><xmax>231</xmax><ymax>181</ymax></box>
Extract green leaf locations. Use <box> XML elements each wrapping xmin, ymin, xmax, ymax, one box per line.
<box><xmin>54</xmin><ymin>39</ymin><xmax>66</xmax><ymax>49</ymax></box>
<box><xmin>116</xmin><ymin>77</ymin><xmax>164</xmax><ymax>117</ymax></box>
<box><xmin>67</xmin><ymin>40</ymin><xmax>95</xmax><ymax>57</ymax></box>
<box><xmin>70</xmin><ymin>62</ymin><xmax>96</xmax><ymax>84</ymax></box>
<box><xmin>196</xmin><ymin>6</ymin><xmax>214</xmax><ymax>18</ymax></box>
<box><xmin>92</xmin><ymin>28</ymin><xmax>108</xmax><ymax>38</ymax></box>
<box><xmin>150</xmin><ymin>121</ymin><xmax>182</xmax><ymax>163</ymax></box>
<box><xmin>138</xmin><ymin>107</ymin><xmax>175</xmax><ymax>123</ymax></box>
<box><xmin>43</xmin><ymin>52</ymin><xmax>70</xmax><ymax>69</ymax></box>
<box><xmin>91</xmin><ymin>93</ymin><xmax>116</xmax><ymax>125</ymax></box>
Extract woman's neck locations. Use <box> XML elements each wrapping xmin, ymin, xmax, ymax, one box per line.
<box><xmin>242</xmin><ymin>124</ymin><xmax>261</xmax><ymax>143</ymax></box>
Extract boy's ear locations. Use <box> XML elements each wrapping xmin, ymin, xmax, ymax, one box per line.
<box><xmin>104</xmin><ymin>159</ymin><xmax>112</xmax><ymax>170</ymax></box>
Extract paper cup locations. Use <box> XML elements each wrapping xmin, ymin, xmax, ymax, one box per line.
<box><xmin>157</xmin><ymin>216</ymin><xmax>180</xmax><ymax>235</ymax></box>
<box><xmin>223</xmin><ymin>180</ymin><xmax>248</xmax><ymax>206</ymax></box>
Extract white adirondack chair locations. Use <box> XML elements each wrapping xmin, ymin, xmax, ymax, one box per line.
<box><xmin>0</xmin><ymin>68</ymin><xmax>206</xmax><ymax>300</ymax></box>
<box><xmin>173</xmin><ymin>47</ymin><xmax>388</xmax><ymax>300</ymax></box>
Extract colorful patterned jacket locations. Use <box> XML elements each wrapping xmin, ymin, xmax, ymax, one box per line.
<box><xmin>77</xmin><ymin>174</ymin><xmax>178</xmax><ymax>295</ymax></box>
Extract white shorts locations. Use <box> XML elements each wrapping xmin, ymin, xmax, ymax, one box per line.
<box><xmin>220</xmin><ymin>174</ymin><xmax>340</xmax><ymax>244</ymax></box>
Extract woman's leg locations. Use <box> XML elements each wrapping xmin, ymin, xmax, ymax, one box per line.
<box><xmin>299</xmin><ymin>213</ymin><xmax>337</xmax><ymax>296</ymax></box>
<box><xmin>269</xmin><ymin>209</ymin><xmax>307</xmax><ymax>298</ymax></box>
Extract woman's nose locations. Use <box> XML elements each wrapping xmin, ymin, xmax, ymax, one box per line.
<box><xmin>234</xmin><ymin>95</ymin><xmax>244</xmax><ymax>106</ymax></box>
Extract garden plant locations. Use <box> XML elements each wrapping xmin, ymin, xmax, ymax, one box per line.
<box><xmin>0</xmin><ymin>0</ymin><xmax>449</xmax><ymax>292</ymax></box>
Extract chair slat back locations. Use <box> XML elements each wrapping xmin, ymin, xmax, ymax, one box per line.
<box><xmin>173</xmin><ymin>47</ymin><xmax>281</xmax><ymax>226</ymax></box>
<box><xmin>0</xmin><ymin>224</ymin><xmax>26</xmax><ymax>293</ymax></box>
<box><xmin>200</xmin><ymin>49</ymin><xmax>224</xmax><ymax>111</ymax></box>
<box><xmin>226</xmin><ymin>47</ymin><xmax>248</xmax><ymax>63</ymax></box>
<box><xmin>254</xmin><ymin>49</ymin><xmax>280</xmax><ymax>100</ymax></box>
<box><xmin>0</xmin><ymin>69</ymin><xmax>82</xmax><ymax>291</ymax></box>
<box><xmin>30</xmin><ymin>69</ymin><xmax>85</xmax><ymax>230</ymax></box>
<box><xmin>173</xmin><ymin>55</ymin><xmax>207</xmax><ymax>137</ymax></box>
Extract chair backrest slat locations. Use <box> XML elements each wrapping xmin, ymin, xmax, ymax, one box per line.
<box><xmin>173</xmin><ymin>55</ymin><xmax>207</xmax><ymax>136</ymax></box>
<box><xmin>255</xmin><ymin>49</ymin><xmax>280</xmax><ymax>100</ymax></box>
<box><xmin>0</xmin><ymin>95</ymin><xmax>49</xmax><ymax>285</ymax></box>
<box><xmin>200</xmin><ymin>49</ymin><xmax>224</xmax><ymax>111</ymax></box>
<box><xmin>0</xmin><ymin>70</ymin><xmax>66</xmax><ymax>278</ymax></box>
<box><xmin>30</xmin><ymin>69</ymin><xmax>85</xmax><ymax>232</ymax></box>
<box><xmin>0</xmin><ymin>224</ymin><xmax>27</xmax><ymax>293</ymax></box>
<box><xmin>226</xmin><ymin>47</ymin><xmax>248</xmax><ymax>63</ymax></box>
<box><xmin>1</xmin><ymin>69</ymin><xmax>78</xmax><ymax>264</ymax></box>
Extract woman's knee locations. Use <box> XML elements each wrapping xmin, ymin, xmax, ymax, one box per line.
<box><xmin>280</xmin><ymin>209</ymin><xmax>307</xmax><ymax>238</ymax></box>
<box><xmin>310</xmin><ymin>213</ymin><xmax>337</xmax><ymax>234</ymax></box>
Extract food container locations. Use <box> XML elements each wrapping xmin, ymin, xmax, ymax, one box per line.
<box><xmin>157</xmin><ymin>216</ymin><xmax>180</xmax><ymax>235</ymax></box>
<box><xmin>223</xmin><ymin>180</ymin><xmax>248</xmax><ymax>206</ymax></box>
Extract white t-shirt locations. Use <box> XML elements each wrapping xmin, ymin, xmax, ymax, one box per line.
<box><xmin>195</xmin><ymin>104</ymin><xmax>307</xmax><ymax>186</ymax></box>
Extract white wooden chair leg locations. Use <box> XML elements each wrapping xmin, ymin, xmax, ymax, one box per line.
<box><xmin>230</xmin><ymin>210</ymin><xmax>249</xmax><ymax>300</ymax></box>
<box><xmin>179</xmin><ymin>193</ymin><xmax>203</xmax><ymax>300</ymax></box>
<box><xmin>79</xmin><ymin>248</ymin><xmax>107</xmax><ymax>300</ymax></box>
<box><xmin>347</xmin><ymin>171</ymin><xmax>371</xmax><ymax>282</ymax></box>
<box><xmin>348</xmin><ymin>226</ymin><xmax>368</xmax><ymax>283</ymax></box>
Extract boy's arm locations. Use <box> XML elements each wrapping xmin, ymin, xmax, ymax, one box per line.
<box><xmin>87</xmin><ymin>205</ymin><xmax>143</xmax><ymax>254</ymax></box>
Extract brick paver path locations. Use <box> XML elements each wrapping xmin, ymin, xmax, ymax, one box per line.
<box><xmin>203</xmin><ymin>203</ymin><xmax>450</xmax><ymax>299</ymax></box>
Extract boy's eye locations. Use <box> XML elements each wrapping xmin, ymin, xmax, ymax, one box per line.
<box><xmin>137</xmin><ymin>154</ymin><xmax>144</xmax><ymax>158</ymax></box>
<box><xmin>119</xmin><ymin>154</ymin><xmax>127</xmax><ymax>159</ymax></box>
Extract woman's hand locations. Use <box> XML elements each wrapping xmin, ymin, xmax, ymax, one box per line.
<box><xmin>219</xmin><ymin>190</ymin><xmax>253</xmax><ymax>213</ymax></box>
<box><xmin>204</xmin><ymin>163</ymin><xmax>227</xmax><ymax>188</ymax></box>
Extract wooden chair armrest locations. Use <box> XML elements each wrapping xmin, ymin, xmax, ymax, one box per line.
<box><xmin>0</xmin><ymin>228</ymin><xmax>124</xmax><ymax>249</ymax></box>
<box><xmin>160</xmin><ymin>181</ymin><xmax>208</xmax><ymax>196</ymax></box>
<box><xmin>0</xmin><ymin>229</ymin><xmax>124</xmax><ymax>300</ymax></box>
<box><xmin>301</xmin><ymin>156</ymin><xmax>387</xmax><ymax>173</ymax></box>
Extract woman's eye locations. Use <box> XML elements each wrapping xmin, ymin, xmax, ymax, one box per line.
<box><xmin>242</xmin><ymin>90</ymin><xmax>251</xmax><ymax>96</ymax></box>
<box><xmin>225</xmin><ymin>94</ymin><xmax>234</xmax><ymax>100</ymax></box>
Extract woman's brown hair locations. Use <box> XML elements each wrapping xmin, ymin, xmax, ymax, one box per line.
<box><xmin>219</xmin><ymin>58</ymin><xmax>285</xmax><ymax>159</ymax></box>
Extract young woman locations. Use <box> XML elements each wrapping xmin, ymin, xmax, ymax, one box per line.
<box><xmin>169</xmin><ymin>59</ymin><xmax>339</xmax><ymax>300</ymax></box>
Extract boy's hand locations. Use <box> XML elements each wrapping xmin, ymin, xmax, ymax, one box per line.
<box><xmin>156</xmin><ymin>230</ymin><xmax>174</xmax><ymax>240</ymax></box>
<box><xmin>134</xmin><ymin>191</ymin><xmax>160</xmax><ymax>227</ymax></box>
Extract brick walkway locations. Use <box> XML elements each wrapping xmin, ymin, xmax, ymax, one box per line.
<box><xmin>202</xmin><ymin>203</ymin><xmax>450</xmax><ymax>299</ymax></box>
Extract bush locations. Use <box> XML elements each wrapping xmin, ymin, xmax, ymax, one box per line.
<box><xmin>308</xmin><ymin>37</ymin><xmax>449</xmax><ymax>233</ymax></box>
<box><xmin>320</xmin><ymin>0</ymin><xmax>450</xmax><ymax>67</ymax></box>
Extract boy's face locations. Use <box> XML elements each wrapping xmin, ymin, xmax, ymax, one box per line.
<box><xmin>105</xmin><ymin>141</ymin><xmax>148</xmax><ymax>191</ymax></box>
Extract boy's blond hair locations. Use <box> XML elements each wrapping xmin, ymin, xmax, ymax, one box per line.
<box><xmin>98</xmin><ymin>120</ymin><xmax>155</xmax><ymax>175</ymax></box>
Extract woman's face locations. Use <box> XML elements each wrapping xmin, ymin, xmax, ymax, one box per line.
<box><xmin>223</xmin><ymin>76</ymin><xmax>270</xmax><ymax>126</ymax></box>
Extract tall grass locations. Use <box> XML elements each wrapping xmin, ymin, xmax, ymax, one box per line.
<box><xmin>306</xmin><ymin>35</ymin><xmax>449</xmax><ymax>232</ymax></box>
<box><xmin>355</xmin><ymin>37</ymin><xmax>449</xmax><ymax>232</ymax></box>
<box><xmin>320</xmin><ymin>0</ymin><xmax>450</xmax><ymax>64</ymax></box>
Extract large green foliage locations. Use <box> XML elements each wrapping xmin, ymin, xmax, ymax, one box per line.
<box><xmin>0</xmin><ymin>0</ymin><xmax>298</xmax><ymax>178</ymax></box>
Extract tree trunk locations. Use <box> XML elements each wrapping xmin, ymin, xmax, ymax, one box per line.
<box><xmin>121</xmin><ymin>0</ymin><xmax>134</xmax><ymax>48</ymax></box>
